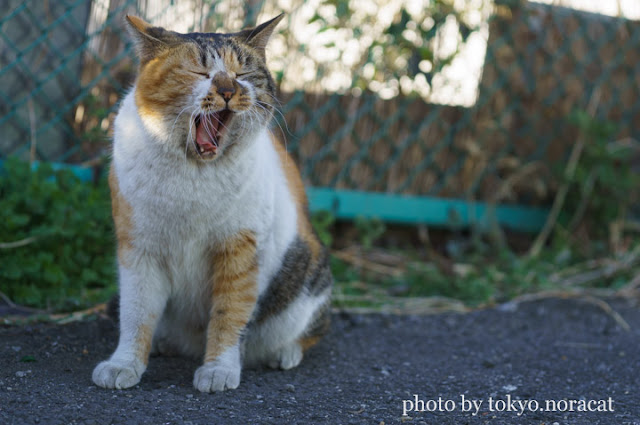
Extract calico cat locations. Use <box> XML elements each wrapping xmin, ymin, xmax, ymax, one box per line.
<box><xmin>92</xmin><ymin>14</ymin><xmax>332</xmax><ymax>393</ymax></box>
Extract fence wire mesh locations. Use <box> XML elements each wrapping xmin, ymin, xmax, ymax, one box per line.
<box><xmin>1</xmin><ymin>0</ymin><xmax>639</xmax><ymax>207</ymax></box>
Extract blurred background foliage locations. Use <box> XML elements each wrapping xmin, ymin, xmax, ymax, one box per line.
<box><xmin>298</xmin><ymin>0</ymin><xmax>485</xmax><ymax>98</ymax></box>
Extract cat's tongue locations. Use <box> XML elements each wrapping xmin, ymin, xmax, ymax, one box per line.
<box><xmin>195</xmin><ymin>116</ymin><xmax>220</xmax><ymax>153</ymax></box>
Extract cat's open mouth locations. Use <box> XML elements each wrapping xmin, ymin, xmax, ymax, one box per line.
<box><xmin>193</xmin><ymin>110</ymin><xmax>233</xmax><ymax>157</ymax></box>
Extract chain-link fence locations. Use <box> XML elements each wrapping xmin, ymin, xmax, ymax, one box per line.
<box><xmin>2</xmin><ymin>0</ymin><xmax>639</xmax><ymax>229</ymax></box>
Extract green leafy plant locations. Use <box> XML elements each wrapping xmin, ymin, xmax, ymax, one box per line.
<box><xmin>563</xmin><ymin>110</ymin><xmax>638</xmax><ymax>237</ymax></box>
<box><xmin>354</xmin><ymin>216</ymin><xmax>386</xmax><ymax>250</ymax></box>
<box><xmin>311</xmin><ymin>210</ymin><xmax>336</xmax><ymax>247</ymax></box>
<box><xmin>79</xmin><ymin>93</ymin><xmax>111</xmax><ymax>144</ymax></box>
<box><xmin>0</xmin><ymin>158</ymin><xmax>116</xmax><ymax>312</ymax></box>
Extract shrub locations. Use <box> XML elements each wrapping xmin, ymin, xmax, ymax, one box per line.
<box><xmin>0</xmin><ymin>158</ymin><xmax>116</xmax><ymax>312</ymax></box>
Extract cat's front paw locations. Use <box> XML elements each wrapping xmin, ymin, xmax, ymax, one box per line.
<box><xmin>267</xmin><ymin>343</ymin><xmax>303</xmax><ymax>370</ymax></box>
<box><xmin>193</xmin><ymin>361</ymin><xmax>241</xmax><ymax>393</ymax></box>
<box><xmin>92</xmin><ymin>359</ymin><xmax>143</xmax><ymax>389</ymax></box>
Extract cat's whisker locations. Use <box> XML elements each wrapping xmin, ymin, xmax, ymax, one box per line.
<box><xmin>171</xmin><ymin>104</ymin><xmax>197</xmax><ymax>131</ymax></box>
<box><xmin>203</xmin><ymin>114</ymin><xmax>216</xmax><ymax>144</ymax></box>
<box><xmin>169</xmin><ymin>104</ymin><xmax>197</xmax><ymax>145</ymax></box>
<box><xmin>249</xmin><ymin>109</ymin><xmax>266</xmax><ymax>137</ymax></box>
<box><xmin>261</xmin><ymin>92</ymin><xmax>289</xmax><ymax>127</ymax></box>
<box><xmin>263</xmin><ymin>92</ymin><xmax>287</xmax><ymax>118</ymax></box>
<box><xmin>243</xmin><ymin>106</ymin><xmax>287</xmax><ymax>162</ymax></box>
<box><xmin>186</xmin><ymin>109</ymin><xmax>200</xmax><ymax>159</ymax></box>
<box><xmin>254</xmin><ymin>98</ymin><xmax>282</xmax><ymax>124</ymax></box>
<box><xmin>254</xmin><ymin>101</ymin><xmax>288</xmax><ymax>148</ymax></box>
<box><xmin>218</xmin><ymin>112</ymin><xmax>233</xmax><ymax>135</ymax></box>
<box><xmin>245</xmin><ymin>109</ymin><xmax>258</xmax><ymax>131</ymax></box>
<box><xmin>252</xmin><ymin>102</ymin><xmax>276</xmax><ymax>125</ymax></box>
<box><xmin>176</xmin><ymin>107</ymin><xmax>197</xmax><ymax>154</ymax></box>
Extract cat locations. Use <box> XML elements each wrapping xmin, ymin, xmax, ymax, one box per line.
<box><xmin>92</xmin><ymin>13</ymin><xmax>332</xmax><ymax>393</ymax></box>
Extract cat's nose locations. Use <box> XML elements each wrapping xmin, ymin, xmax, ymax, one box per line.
<box><xmin>216</xmin><ymin>86</ymin><xmax>235</xmax><ymax>101</ymax></box>
<box><xmin>212</xmin><ymin>72</ymin><xmax>236</xmax><ymax>102</ymax></box>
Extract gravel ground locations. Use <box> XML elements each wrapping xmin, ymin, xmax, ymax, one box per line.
<box><xmin>1</xmin><ymin>296</ymin><xmax>639</xmax><ymax>425</ymax></box>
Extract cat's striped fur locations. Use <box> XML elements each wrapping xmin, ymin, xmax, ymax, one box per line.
<box><xmin>92</xmin><ymin>14</ymin><xmax>332</xmax><ymax>393</ymax></box>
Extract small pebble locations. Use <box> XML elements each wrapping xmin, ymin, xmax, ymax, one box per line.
<box><xmin>285</xmin><ymin>384</ymin><xmax>295</xmax><ymax>392</ymax></box>
<box><xmin>497</xmin><ymin>301</ymin><xmax>518</xmax><ymax>312</ymax></box>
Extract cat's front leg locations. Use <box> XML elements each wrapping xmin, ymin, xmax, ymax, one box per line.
<box><xmin>93</xmin><ymin>264</ymin><xmax>169</xmax><ymax>389</ymax></box>
<box><xmin>193</xmin><ymin>230</ymin><xmax>258</xmax><ymax>393</ymax></box>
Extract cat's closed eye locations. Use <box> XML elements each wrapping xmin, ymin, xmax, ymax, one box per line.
<box><xmin>190</xmin><ymin>70</ymin><xmax>210</xmax><ymax>78</ymax></box>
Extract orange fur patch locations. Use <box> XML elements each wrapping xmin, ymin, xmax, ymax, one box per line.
<box><xmin>108</xmin><ymin>166</ymin><xmax>134</xmax><ymax>266</ymax></box>
<box><xmin>135</xmin><ymin>45</ymin><xmax>201</xmax><ymax>121</ymax></box>
<box><xmin>135</xmin><ymin>323</ymin><xmax>154</xmax><ymax>366</ymax></box>
<box><xmin>204</xmin><ymin>230</ymin><xmax>258</xmax><ymax>363</ymax></box>
<box><xmin>270</xmin><ymin>133</ymin><xmax>322</xmax><ymax>261</ymax></box>
<box><xmin>298</xmin><ymin>335</ymin><xmax>321</xmax><ymax>352</ymax></box>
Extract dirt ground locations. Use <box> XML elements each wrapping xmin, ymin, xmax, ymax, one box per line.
<box><xmin>1</xmin><ymin>296</ymin><xmax>639</xmax><ymax>425</ymax></box>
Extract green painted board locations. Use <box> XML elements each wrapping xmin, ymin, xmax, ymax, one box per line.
<box><xmin>307</xmin><ymin>187</ymin><xmax>548</xmax><ymax>233</ymax></box>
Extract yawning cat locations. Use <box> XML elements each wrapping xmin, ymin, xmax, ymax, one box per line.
<box><xmin>92</xmin><ymin>14</ymin><xmax>332</xmax><ymax>393</ymax></box>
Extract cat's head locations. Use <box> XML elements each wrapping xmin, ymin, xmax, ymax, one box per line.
<box><xmin>125</xmin><ymin>14</ymin><xmax>283</xmax><ymax>162</ymax></box>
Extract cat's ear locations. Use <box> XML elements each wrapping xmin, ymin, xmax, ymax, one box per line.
<box><xmin>125</xmin><ymin>15</ymin><xmax>173</xmax><ymax>64</ymax></box>
<box><xmin>236</xmin><ymin>14</ymin><xmax>284</xmax><ymax>59</ymax></box>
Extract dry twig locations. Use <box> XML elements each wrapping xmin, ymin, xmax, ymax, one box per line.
<box><xmin>0</xmin><ymin>236</ymin><xmax>38</xmax><ymax>249</ymax></box>
<box><xmin>619</xmin><ymin>272</ymin><xmax>640</xmax><ymax>296</ymax></box>
<box><xmin>335</xmin><ymin>295</ymin><xmax>468</xmax><ymax>315</ymax></box>
<box><xmin>528</xmin><ymin>88</ymin><xmax>601</xmax><ymax>257</ymax></box>
<box><xmin>567</xmin><ymin>169</ymin><xmax>596</xmax><ymax>232</ymax></box>
<box><xmin>80</xmin><ymin>154</ymin><xmax>110</xmax><ymax>168</ymax></box>
<box><xmin>491</xmin><ymin>161</ymin><xmax>544</xmax><ymax>203</ymax></box>
<box><xmin>332</xmin><ymin>249</ymin><xmax>404</xmax><ymax>277</ymax></box>
<box><xmin>549</xmin><ymin>245</ymin><xmax>640</xmax><ymax>287</ymax></box>
<box><xmin>507</xmin><ymin>289</ymin><xmax>631</xmax><ymax>331</ymax></box>
<box><xmin>0</xmin><ymin>291</ymin><xmax>43</xmax><ymax>314</ymax></box>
